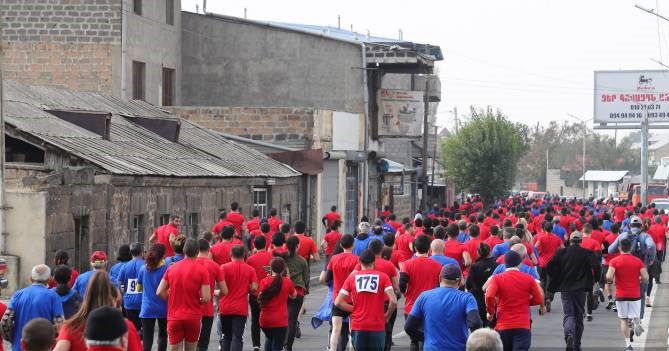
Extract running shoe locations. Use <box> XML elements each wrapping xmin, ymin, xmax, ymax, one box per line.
<box><xmin>296</xmin><ymin>321</ymin><xmax>302</xmax><ymax>339</ymax></box>
<box><xmin>597</xmin><ymin>288</ymin><xmax>605</xmax><ymax>302</ymax></box>
<box><xmin>586</xmin><ymin>314</ymin><xmax>593</xmax><ymax>322</ymax></box>
<box><xmin>633</xmin><ymin>317</ymin><xmax>644</xmax><ymax>336</ymax></box>
<box><xmin>646</xmin><ymin>297</ymin><xmax>652</xmax><ymax>308</ymax></box>
<box><xmin>606</xmin><ymin>300</ymin><xmax>616</xmax><ymax>310</ymax></box>
<box><xmin>565</xmin><ymin>335</ymin><xmax>574</xmax><ymax>351</ymax></box>
<box><xmin>546</xmin><ymin>299</ymin><xmax>551</xmax><ymax>313</ymax></box>
<box><xmin>625</xmin><ymin>345</ymin><xmax>633</xmax><ymax>351</ymax></box>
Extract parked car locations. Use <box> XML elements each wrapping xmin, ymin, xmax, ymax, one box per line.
<box><xmin>652</xmin><ymin>198</ymin><xmax>669</xmax><ymax>212</ymax></box>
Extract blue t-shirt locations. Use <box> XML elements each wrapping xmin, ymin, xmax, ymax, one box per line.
<box><xmin>492</xmin><ymin>263</ymin><xmax>539</xmax><ymax>280</ymax></box>
<box><xmin>118</xmin><ymin>258</ymin><xmax>145</xmax><ymax>310</ymax></box>
<box><xmin>109</xmin><ymin>261</ymin><xmax>128</xmax><ymax>283</ymax></box>
<box><xmin>491</xmin><ymin>242</ymin><xmax>510</xmax><ymax>258</ymax></box>
<box><xmin>457</xmin><ymin>232</ymin><xmax>470</xmax><ymax>243</ymax></box>
<box><xmin>552</xmin><ymin>224</ymin><xmax>567</xmax><ymax>241</ymax></box>
<box><xmin>353</xmin><ymin>235</ymin><xmax>373</xmax><ymax>256</ymax></box>
<box><xmin>409</xmin><ymin>287</ymin><xmax>478</xmax><ymax>350</ymax></box>
<box><xmin>165</xmin><ymin>254</ymin><xmax>184</xmax><ymax>265</ymax></box>
<box><xmin>138</xmin><ymin>264</ymin><xmax>168</xmax><ymax>318</ymax></box>
<box><xmin>430</xmin><ymin>255</ymin><xmax>459</xmax><ymax>267</ymax></box>
<box><xmin>73</xmin><ymin>269</ymin><xmax>118</xmax><ymax>297</ymax></box>
<box><xmin>9</xmin><ymin>284</ymin><xmax>63</xmax><ymax>351</ymax></box>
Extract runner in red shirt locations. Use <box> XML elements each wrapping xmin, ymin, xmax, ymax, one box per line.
<box><xmin>211</xmin><ymin>212</ymin><xmax>233</xmax><ymax>237</ymax></box>
<box><xmin>485</xmin><ymin>251</ymin><xmax>545</xmax><ymax>351</ymax></box>
<box><xmin>395</xmin><ymin>225</ymin><xmax>415</xmax><ymax>264</ymax></box>
<box><xmin>257</xmin><ymin>257</ymin><xmax>297</xmax><ymax>351</ymax></box>
<box><xmin>485</xmin><ymin>226</ymin><xmax>503</xmax><ymax>250</ymax></box>
<box><xmin>219</xmin><ymin>246</ymin><xmax>258</xmax><ymax>351</ymax></box>
<box><xmin>321</xmin><ymin>220</ymin><xmax>343</xmax><ymax>260</ymax></box>
<box><xmin>603</xmin><ymin>223</ymin><xmax>621</xmax><ymax>309</ymax></box>
<box><xmin>156</xmin><ymin>239</ymin><xmax>210</xmax><ymax>350</ymax></box>
<box><xmin>444</xmin><ymin>224</ymin><xmax>472</xmax><ymax>271</ymax></box>
<box><xmin>614</xmin><ymin>203</ymin><xmax>627</xmax><ymax>224</ymax></box>
<box><xmin>246</xmin><ymin>236</ymin><xmax>273</xmax><ymax>350</ymax></box>
<box><xmin>294</xmin><ymin>221</ymin><xmax>320</xmax><ymax>263</ymax></box>
<box><xmin>48</xmin><ymin>250</ymin><xmax>79</xmax><ymax>288</ymax></box>
<box><xmin>323</xmin><ymin>234</ymin><xmax>358</xmax><ymax>351</ymax></box>
<box><xmin>225</xmin><ymin>202</ymin><xmax>245</xmax><ymax>237</ymax></box>
<box><xmin>477</xmin><ymin>215</ymin><xmax>491</xmax><ymax>241</ymax></box>
<box><xmin>210</xmin><ymin>226</ymin><xmax>244</xmax><ymax>265</ymax></box>
<box><xmin>399</xmin><ymin>235</ymin><xmax>442</xmax><ymax>350</ymax></box>
<box><xmin>246</xmin><ymin>209</ymin><xmax>261</xmax><ymax>233</ymax></box>
<box><xmin>335</xmin><ymin>250</ymin><xmax>397</xmax><ymax>351</ymax></box>
<box><xmin>464</xmin><ymin>225</ymin><xmax>484</xmax><ymax>264</ymax></box>
<box><xmin>195</xmin><ymin>239</ymin><xmax>228</xmax><ymax>351</ymax></box>
<box><xmin>322</xmin><ymin>206</ymin><xmax>341</xmax><ymax>233</ymax></box>
<box><xmin>387</xmin><ymin>214</ymin><xmax>403</xmax><ymax>233</ymax></box>
<box><xmin>267</xmin><ymin>208</ymin><xmax>283</xmax><ymax>234</ymax></box>
<box><xmin>149</xmin><ymin>215</ymin><xmax>180</xmax><ymax>257</ymax></box>
<box><xmin>606</xmin><ymin>238</ymin><xmax>649</xmax><ymax>349</ymax></box>
<box><xmin>533</xmin><ymin>221</ymin><xmax>564</xmax><ymax>310</ymax></box>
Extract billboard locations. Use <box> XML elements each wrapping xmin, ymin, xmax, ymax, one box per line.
<box><xmin>377</xmin><ymin>89</ymin><xmax>424</xmax><ymax>137</ymax></box>
<box><xmin>594</xmin><ymin>70</ymin><xmax>669</xmax><ymax>123</ymax></box>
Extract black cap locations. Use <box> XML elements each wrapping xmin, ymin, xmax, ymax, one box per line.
<box><xmin>84</xmin><ymin>306</ymin><xmax>127</xmax><ymax>342</ymax></box>
<box><xmin>504</xmin><ymin>250</ymin><xmax>522</xmax><ymax>268</ymax></box>
<box><xmin>440</xmin><ymin>263</ymin><xmax>461</xmax><ymax>280</ymax></box>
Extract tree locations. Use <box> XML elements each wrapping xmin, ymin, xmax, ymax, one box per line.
<box><xmin>442</xmin><ymin>107</ymin><xmax>527</xmax><ymax>204</ymax></box>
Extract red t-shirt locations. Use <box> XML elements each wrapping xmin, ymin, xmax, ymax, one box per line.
<box><xmin>154</xmin><ymin>224</ymin><xmax>179</xmax><ymax>257</ymax></box>
<box><xmin>400</xmin><ymin>256</ymin><xmax>441</xmax><ymax>315</ymax></box>
<box><xmin>219</xmin><ymin>260</ymin><xmax>258</xmax><ymax>315</ymax></box>
<box><xmin>327</xmin><ymin>252</ymin><xmax>359</xmax><ymax>296</ymax></box>
<box><xmin>48</xmin><ymin>268</ymin><xmax>79</xmax><ymax>289</ymax></box>
<box><xmin>226</xmin><ymin>212</ymin><xmax>245</xmax><ymax>235</ymax></box>
<box><xmin>648</xmin><ymin>224</ymin><xmax>667</xmax><ymax>251</ymax></box>
<box><xmin>210</xmin><ymin>239</ymin><xmax>244</xmax><ymax>265</ymax></box>
<box><xmin>603</xmin><ymin>233</ymin><xmax>620</xmax><ymax>265</ymax></box>
<box><xmin>0</xmin><ymin>302</ymin><xmax>5</xmax><ymax>351</ymax></box>
<box><xmin>196</xmin><ymin>257</ymin><xmax>225</xmax><ymax>317</ymax></box>
<box><xmin>340</xmin><ymin>269</ymin><xmax>393</xmax><ymax>332</ymax></box>
<box><xmin>246</xmin><ymin>217</ymin><xmax>261</xmax><ymax>233</ymax></box>
<box><xmin>485</xmin><ymin>236</ymin><xmax>503</xmax><ymax>251</ymax></box>
<box><xmin>324</xmin><ymin>212</ymin><xmax>341</xmax><ymax>229</ymax></box>
<box><xmin>258</xmin><ymin>276</ymin><xmax>296</xmax><ymax>328</ymax></box>
<box><xmin>296</xmin><ymin>234</ymin><xmax>317</xmax><ymax>261</ymax></box>
<box><xmin>581</xmin><ymin>237</ymin><xmax>601</xmax><ymax>253</ymax></box>
<box><xmin>609</xmin><ymin>254</ymin><xmax>645</xmax><ymax>299</ymax></box>
<box><xmin>560</xmin><ymin>215</ymin><xmax>573</xmax><ymax>233</ymax></box>
<box><xmin>323</xmin><ymin>231</ymin><xmax>342</xmax><ymax>255</ymax></box>
<box><xmin>268</xmin><ymin>216</ymin><xmax>283</xmax><ymax>233</ymax></box>
<box><xmin>355</xmin><ymin>257</ymin><xmax>398</xmax><ymax>301</ymax></box>
<box><xmin>591</xmin><ymin>230</ymin><xmax>605</xmax><ymax>246</ymax></box>
<box><xmin>478</xmin><ymin>224</ymin><xmax>491</xmax><ymax>241</ymax></box>
<box><xmin>465</xmin><ymin>238</ymin><xmax>483</xmax><ymax>263</ymax></box>
<box><xmin>533</xmin><ymin>232</ymin><xmax>562</xmax><ymax>268</ymax></box>
<box><xmin>163</xmin><ymin>258</ymin><xmax>209</xmax><ymax>321</ymax></box>
<box><xmin>247</xmin><ymin>251</ymin><xmax>273</xmax><ymax>295</ymax></box>
<box><xmin>211</xmin><ymin>219</ymin><xmax>234</xmax><ymax>236</ymax></box>
<box><xmin>58</xmin><ymin>319</ymin><xmax>142</xmax><ymax>351</ymax></box>
<box><xmin>614</xmin><ymin>207</ymin><xmax>626</xmax><ymax>223</ymax></box>
<box><xmin>388</xmin><ymin>221</ymin><xmax>403</xmax><ymax>232</ymax></box>
<box><xmin>485</xmin><ymin>270</ymin><xmax>543</xmax><ymax>330</ymax></box>
<box><xmin>395</xmin><ymin>234</ymin><xmax>415</xmax><ymax>262</ymax></box>
<box><xmin>443</xmin><ymin>240</ymin><xmax>466</xmax><ymax>270</ymax></box>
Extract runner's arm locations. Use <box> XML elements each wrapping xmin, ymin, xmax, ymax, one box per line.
<box><xmin>200</xmin><ymin>284</ymin><xmax>211</xmax><ymax>304</ymax></box>
<box><xmin>156</xmin><ymin>279</ymin><xmax>169</xmax><ymax>300</ymax></box>
<box><xmin>640</xmin><ymin>267</ymin><xmax>650</xmax><ymax>283</ymax></box>
<box><xmin>334</xmin><ymin>291</ymin><xmax>353</xmax><ymax>312</ymax></box>
<box><xmin>399</xmin><ymin>272</ymin><xmax>409</xmax><ymax>294</ymax></box>
<box><xmin>384</xmin><ymin>287</ymin><xmax>397</xmax><ymax>321</ymax></box>
<box><xmin>467</xmin><ymin>310</ymin><xmax>483</xmax><ymax>330</ymax></box>
<box><xmin>217</xmin><ymin>280</ymin><xmax>228</xmax><ymax>296</ymax></box>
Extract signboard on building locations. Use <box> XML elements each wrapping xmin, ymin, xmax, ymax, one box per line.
<box><xmin>377</xmin><ymin>89</ymin><xmax>424</xmax><ymax>137</ymax></box>
<box><xmin>594</xmin><ymin>70</ymin><xmax>669</xmax><ymax>123</ymax></box>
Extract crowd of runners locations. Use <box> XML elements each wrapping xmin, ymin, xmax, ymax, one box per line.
<box><xmin>0</xmin><ymin>196</ymin><xmax>664</xmax><ymax>351</ymax></box>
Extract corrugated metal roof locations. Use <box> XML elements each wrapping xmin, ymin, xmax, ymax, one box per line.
<box><xmin>3</xmin><ymin>81</ymin><xmax>299</xmax><ymax>178</ymax></box>
<box><xmin>578</xmin><ymin>170</ymin><xmax>629</xmax><ymax>182</ymax></box>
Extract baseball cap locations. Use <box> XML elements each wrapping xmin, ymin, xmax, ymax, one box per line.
<box><xmin>630</xmin><ymin>216</ymin><xmax>642</xmax><ymax>226</ymax></box>
<box><xmin>504</xmin><ymin>250</ymin><xmax>522</xmax><ymax>267</ymax></box>
<box><xmin>358</xmin><ymin>222</ymin><xmax>371</xmax><ymax>233</ymax></box>
<box><xmin>570</xmin><ymin>231</ymin><xmax>583</xmax><ymax>242</ymax></box>
<box><xmin>89</xmin><ymin>251</ymin><xmax>108</xmax><ymax>263</ymax></box>
<box><xmin>440</xmin><ymin>263</ymin><xmax>461</xmax><ymax>280</ymax></box>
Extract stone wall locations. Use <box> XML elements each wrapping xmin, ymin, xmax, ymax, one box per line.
<box><xmin>168</xmin><ymin>106</ymin><xmax>315</xmax><ymax>148</ymax></box>
<box><xmin>1</xmin><ymin>0</ymin><xmax>121</xmax><ymax>94</ymax></box>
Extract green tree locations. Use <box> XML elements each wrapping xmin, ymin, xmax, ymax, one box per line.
<box><xmin>442</xmin><ymin>107</ymin><xmax>528</xmax><ymax>204</ymax></box>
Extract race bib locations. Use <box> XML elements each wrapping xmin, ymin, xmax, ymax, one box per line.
<box><xmin>127</xmin><ymin>278</ymin><xmax>142</xmax><ymax>294</ymax></box>
<box><xmin>355</xmin><ymin>274</ymin><xmax>379</xmax><ymax>293</ymax></box>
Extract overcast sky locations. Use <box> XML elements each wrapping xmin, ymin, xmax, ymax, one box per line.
<box><xmin>182</xmin><ymin>0</ymin><xmax>668</xmax><ymax>133</ymax></box>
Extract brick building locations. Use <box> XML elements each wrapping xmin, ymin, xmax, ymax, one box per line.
<box><xmin>1</xmin><ymin>81</ymin><xmax>300</xmax><ymax>293</ymax></box>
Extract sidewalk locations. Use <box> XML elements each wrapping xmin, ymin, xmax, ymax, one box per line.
<box><xmin>635</xmin><ymin>257</ymin><xmax>669</xmax><ymax>350</ymax></box>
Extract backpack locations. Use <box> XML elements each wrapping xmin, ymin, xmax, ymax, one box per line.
<box><xmin>626</xmin><ymin>232</ymin><xmax>648</xmax><ymax>263</ymax></box>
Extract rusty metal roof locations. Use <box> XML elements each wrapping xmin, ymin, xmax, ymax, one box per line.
<box><xmin>3</xmin><ymin>81</ymin><xmax>299</xmax><ymax>178</ymax></box>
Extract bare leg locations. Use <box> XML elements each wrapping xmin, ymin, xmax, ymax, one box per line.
<box><xmin>169</xmin><ymin>342</ymin><xmax>183</xmax><ymax>351</ymax></box>
<box><xmin>330</xmin><ymin>316</ymin><xmax>342</xmax><ymax>351</ymax></box>
<box><xmin>184</xmin><ymin>342</ymin><xmax>197</xmax><ymax>351</ymax></box>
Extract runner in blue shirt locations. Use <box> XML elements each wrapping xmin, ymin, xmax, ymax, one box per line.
<box><xmin>72</xmin><ymin>251</ymin><xmax>117</xmax><ymax>297</ymax></box>
<box><xmin>118</xmin><ymin>242</ymin><xmax>144</xmax><ymax>333</ymax></box>
<box><xmin>491</xmin><ymin>243</ymin><xmax>539</xmax><ymax>280</ymax></box>
<box><xmin>109</xmin><ymin>244</ymin><xmax>132</xmax><ymax>283</ymax></box>
<box><xmin>429</xmin><ymin>239</ymin><xmax>460</xmax><ymax>267</ymax></box>
<box><xmin>138</xmin><ymin>243</ymin><xmax>169</xmax><ymax>351</ymax></box>
<box><xmin>405</xmin><ymin>264</ymin><xmax>481</xmax><ymax>350</ymax></box>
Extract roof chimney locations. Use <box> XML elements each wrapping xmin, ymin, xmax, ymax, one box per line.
<box><xmin>203</xmin><ymin>0</ymin><xmax>207</xmax><ymax>14</ymax></box>
<box><xmin>337</xmin><ymin>15</ymin><xmax>341</xmax><ymax>29</ymax></box>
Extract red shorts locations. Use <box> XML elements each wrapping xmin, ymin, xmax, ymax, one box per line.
<box><xmin>167</xmin><ymin>319</ymin><xmax>201</xmax><ymax>344</ymax></box>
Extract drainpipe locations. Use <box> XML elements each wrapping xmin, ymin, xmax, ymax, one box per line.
<box><xmin>121</xmin><ymin>0</ymin><xmax>128</xmax><ymax>99</ymax></box>
<box><xmin>361</xmin><ymin>43</ymin><xmax>370</xmax><ymax>220</ymax></box>
<box><xmin>0</xmin><ymin>69</ymin><xmax>5</xmax><ymax>255</ymax></box>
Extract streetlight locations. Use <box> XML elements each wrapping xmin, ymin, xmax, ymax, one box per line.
<box><xmin>567</xmin><ymin>113</ymin><xmax>587</xmax><ymax>199</ymax></box>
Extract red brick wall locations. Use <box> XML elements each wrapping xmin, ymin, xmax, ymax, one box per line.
<box><xmin>168</xmin><ymin>106</ymin><xmax>315</xmax><ymax>146</ymax></box>
<box><xmin>2</xmin><ymin>42</ymin><xmax>115</xmax><ymax>94</ymax></box>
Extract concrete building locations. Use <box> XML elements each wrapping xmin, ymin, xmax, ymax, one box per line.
<box><xmin>578</xmin><ymin>170</ymin><xmax>629</xmax><ymax>199</ymax></box>
<box><xmin>1</xmin><ymin>81</ymin><xmax>300</xmax><ymax>293</ymax></box>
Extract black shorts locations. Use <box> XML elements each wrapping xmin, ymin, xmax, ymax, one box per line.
<box><xmin>332</xmin><ymin>305</ymin><xmax>350</xmax><ymax>318</ymax></box>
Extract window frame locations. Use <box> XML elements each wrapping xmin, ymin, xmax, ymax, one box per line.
<box><xmin>132</xmin><ymin>61</ymin><xmax>146</xmax><ymax>101</ymax></box>
<box><xmin>253</xmin><ymin>188</ymin><xmax>269</xmax><ymax>219</ymax></box>
<box><xmin>162</xmin><ymin>67</ymin><xmax>175</xmax><ymax>106</ymax></box>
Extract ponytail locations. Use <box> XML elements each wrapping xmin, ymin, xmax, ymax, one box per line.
<box><xmin>257</xmin><ymin>258</ymin><xmax>285</xmax><ymax>306</ymax></box>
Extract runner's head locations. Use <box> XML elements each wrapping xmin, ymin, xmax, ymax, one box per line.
<box><xmin>53</xmin><ymin>265</ymin><xmax>71</xmax><ymax>287</ymax></box>
<box><xmin>430</xmin><ymin>239</ymin><xmax>445</xmax><ymax>255</ymax></box>
<box><xmin>469</xmin><ymin>224</ymin><xmax>480</xmax><ymax>238</ymax></box>
<box><xmin>413</xmin><ymin>234</ymin><xmax>431</xmax><ymax>254</ymax></box>
<box><xmin>198</xmin><ymin>239</ymin><xmax>210</xmax><ymax>254</ymax></box>
<box><xmin>252</xmin><ymin>209</ymin><xmax>260</xmax><ymax>218</ymax></box>
<box><xmin>570</xmin><ymin>231</ymin><xmax>583</xmax><ymax>245</ymax></box>
<box><xmin>383</xmin><ymin>233</ymin><xmax>395</xmax><ymax>248</ymax></box>
<box><xmin>271</xmin><ymin>232</ymin><xmax>285</xmax><ymax>247</ymax></box>
<box><xmin>286</xmin><ymin>235</ymin><xmax>299</xmax><ymax>257</ymax></box>
<box><xmin>54</xmin><ymin>250</ymin><xmax>70</xmax><ymax>266</ymax></box>
<box><xmin>440</xmin><ymin>263</ymin><xmax>461</xmax><ymax>287</ymax></box>
<box><xmin>258</xmin><ymin>257</ymin><xmax>285</xmax><ymax>306</ymax></box>
<box><xmin>504</xmin><ymin>250</ymin><xmax>522</xmax><ymax>268</ymax></box>
<box><xmin>330</xmin><ymin>220</ymin><xmax>341</xmax><ymax>231</ymax></box>
<box><xmin>231</xmin><ymin>245</ymin><xmax>244</xmax><ymax>260</ymax></box>
<box><xmin>542</xmin><ymin>221</ymin><xmax>553</xmax><ymax>233</ymax></box>
<box><xmin>582</xmin><ymin>223</ymin><xmax>592</xmax><ymax>236</ymax></box>
<box><xmin>116</xmin><ymin>245</ymin><xmax>131</xmax><ymax>263</ymax></box>
<box><xmin>169</xmin><ymin>214</ymin><xmax>181</xmax><ymax>226</ymax></box>
<box><xmin>294</xmin><ymin>221</ymin><xmax>306</xmax><ymax>235</ymax></box>
<box><xmin>183</xmin><ymin>238</ymin><xmax>199</xmax><ymax>258</ymax></box>
<box><xmin>172</xmin><ymin>234</ymin><xmax>187</xmax><ymax>255</ymax></box>
<box><xmin>253</xmin><ymin>235</ymin><xmax>266</xmax><ymax>251</ymax></box>
<box><xmin>260</xmin><ymin>223</ymin><xmax>271</xmax><ymax>234</ymax></box>
<box><xmin>230</xmin><ymin>202</ymin><xmax>239</xmax><ymax>211</ymax></box>
<box><xmin>21</xmin><ymin>318</ymin><xmax>56</xmax><ymax>351</ymax></box>
<box><xmin>510</xmin><ymin>243</ymin><xmax>527</xmax><ymax>258</ymax></box>
<box><xmin>84</xmin><ymin>306</ymin><xmax>128</xmax><ymax>350</ymax></box>
<box><xmin>340</xmin><ymin>234</ymin><xmax>355</xmax><ymax>250</ymax></box>
<box><xmin>478</xmin><ymin>242</ymin><xmax>491</xmax><ymax>259</ymax></box>
<box><xmin>619</xmin><ymin>237</ymin><xmax>632</xmax><ymax>254</ymax></box>
<box><xmin>145</xmin><ymin>244</ymin><xmax>166</xmax><ymax>271</ymax></box>
<box><xmin>490</xmin><ymin>225</ymin><xmax>500</xmax><ymax>238</ymax></box>
<box><xmin>130</xmin><ymin>243</ymin><xmax>143</xmax><ymax>258</ymax></box>
<box><xmin>446</xmin><ymin>224</ymin><xmax>459</xmax><ymax>239</ymax></box>
<box><xmin>368</xmin><ymin>239</ymin><xmax>383</xmax><ymax>256</ymax></box>
<box><xmin>90</xmin><ymin>251</ymin><xmax>108</xmax><ymax>270</ymax></box>
<box><xmin>630</xmin><ymin>216</ymin><xmax>643</xmax><ymax>229</ymax></box>
<box><xmin>221</xmin><ymin>225</ymin><xmax>235</xmax><ymax>240</ymax></box>
<box><xmin>466</xmin><ymin>327</ymin><xmax>503</xmax><ymax>351</ymax></box>
<box><xmin>359</xmin><ymin>249</ymin><xmax>376</xmax><ymax>269</ymax></box>
<box><xmin>280</xmin><ymin>223</ymin><xmax>292</xmax><ymax>235</ymax></box>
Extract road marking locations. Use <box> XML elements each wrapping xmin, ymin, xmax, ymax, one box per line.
<box><xmin>632</xmin><ymin>281</ymin><xmax>657</xmax><ymax>349</ymax></box>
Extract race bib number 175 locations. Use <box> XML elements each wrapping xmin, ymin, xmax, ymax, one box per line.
<box><xmin>355</xmin><ymin>274</ymin><xmax>379</xmax><ymax>293</ymax></box>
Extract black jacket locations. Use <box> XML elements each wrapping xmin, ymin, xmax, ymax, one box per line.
<box><xmin>466</xmin><ymin>257</ymin><xmax>498</xmax><ymax>295</ymax></box>
<box><xmin>546</xmin><ymin>244</ymin><xmax>601</xmax><ymax>293</ymax></box>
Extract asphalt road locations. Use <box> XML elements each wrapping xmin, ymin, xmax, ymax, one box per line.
<box><xmin>155</xmin><ymin>261</ymin><xmax>669</xmax><ymax>351</ymax></box>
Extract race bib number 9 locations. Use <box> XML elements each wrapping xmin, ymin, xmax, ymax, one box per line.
<box><xmin>355</xmin><ymin>274</ymin><xmax>379</xmax><ymax>293</ymax></box>
<box><xmin>127</xmin><ymin>278</ymin><xmax>142</xmax><ymax>294</ymax></box>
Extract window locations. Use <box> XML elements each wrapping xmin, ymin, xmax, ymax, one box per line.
<box><xmin>73</xmin><ymin>216</ymin><xmax>90</xmax><ymax>273</ymax></box>
<box><xmin>281</xmin><ymin>204</ymin><xmax>291</xmax><ymax>225</ymax></box>
<box><xmin>166</xmin><ymin>0</ymin><xmax>174</xmax><ymax>25</ymax></box>
<box><xmin>133</xmin><ymin>0</ymin><xmax>142</xmax><ymax>15</ymax></box>
<box><xmin>5</xmin><ymin>135</ymin><xmax>44</xmax><ymax>164</ymax></box>
<box><xmin>132</xmin><ymin>215</ymin><xmax>145</xmax><ymax>243</ymax></box>
<box><xmin>162</xmin><ymin>68</ymin><xmax>175</xmax><ymax>106</ymax></box>
<box><xmin>158</xmin><ymin>214</ymin><xmax>170</xmax><ymax>226</ymax></box>
<box><xmin>253</xmin><ymin>188</ymin><xmax>268</xmax><ymax>219</ymax></box>
<box><xmin>187</xmin><ymin>213</ymin><xmax>199</xmax><ymax>238</ymax></box>
<box><xmin>132</xmin><ymin>61</ymin><xmax>145</xmax><ymax>101</ymax></box>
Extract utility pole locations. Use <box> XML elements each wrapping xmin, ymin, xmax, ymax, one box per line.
<box><xmin>545</xmin><ymin>148</ymin><xmax>549</xmax><ymax>192</ymax></box>
<box><xmin>641</xmin><ymin>104</ymin><xmax>649</xmax><ymax>205</ymax></box>
<box><xmin>453</xmin><ymin>107</ymin><xmax>459</xmax><ymax>134</ymax></box>
<box><xmin>582</xmin><ymin>121</ymin><xmax>586</xmax><ymax>199</ymax></box>
<box><xmin>430</xmin><ymin>125</ymin><xmax>438</xmax><ymax>207</ymax></box>
<box><xmin>421</xmin><ymin>78</ymin><xmax>429</xmax><ymax>211</ymax></box>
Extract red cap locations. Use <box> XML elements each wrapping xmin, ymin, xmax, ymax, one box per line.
<box><xmin>90</xmin><ymin>251</ymin><xmax>108</xmax><ymax>262</ymax></box>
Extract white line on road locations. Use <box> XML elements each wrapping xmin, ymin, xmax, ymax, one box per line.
<box><xmin>632</xmin><ymin>280</ymin><xmax>657</xmax><ymax>349</ymax></box>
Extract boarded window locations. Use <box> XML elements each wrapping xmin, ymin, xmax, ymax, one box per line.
<box><xmin>133</xmin><ymin>0</ymin><xmax>142</xmax><ymax>15</ymax></box>
<box><xmin>187</xmin><ymin>213</ymin><xmax>199</xmax><ymax>238</ymax></box>
<box><xmin>166</xmin><ymin>0</ymin><xmax>174</xmax><ymax>25</ymax></box>
<box><xmin>5</xmin><ymin>135</ymin><xmax>44</xmax><ymax>164</ymax></box>
<box><xmin>132</xmin><ymin>61</ymin><xmax>145</xmax><ymax>101</ymax></box>
<box><xmin>162</xmin><ymin>68</ymin><xmax>175</xmax><ymax>106</ymax></box>
<box><xmin>74</xmin><ymin>216</ymin><xmax>90</xmax><ymax>273</ymax></box>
